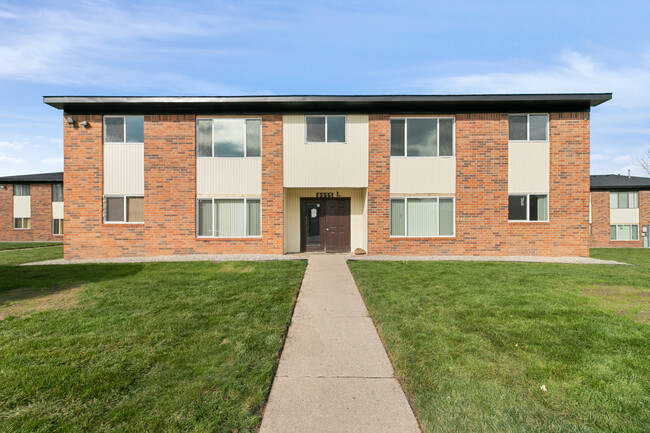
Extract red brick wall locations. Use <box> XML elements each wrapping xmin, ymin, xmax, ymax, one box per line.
<box><xmin>590</xmin><ymin>190</ymin><xmax>650</xmax><ymax>248</ymax></box>
<box><xmin>63</xmin><ymin>114</ymin><xmax>284</xmax><ymax>259</ymax></box>
<box><xmin>367</xmin><ymin>112</ymin><xmax>591</xmax><ymax>257</ymax></box>
<box><xmin>0</xmin><ymin>183</ymin><xmax>61</xmax><ymax>242</ymax></box>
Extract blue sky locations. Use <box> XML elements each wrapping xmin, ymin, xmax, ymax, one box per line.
<box><xmin>1</xmin><ymin>0</ymin><xmax>649</xmax><ymax>176</ymax></box>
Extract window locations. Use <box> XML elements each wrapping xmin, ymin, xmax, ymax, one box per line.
<box><xmin>508</xmin><ymin>194</ymin><xmax>548</xmax><ymax>221</ymax></box>
<box><xmin>53</xmin><ymin>219</ymin><xmax>64</xmax><ymax>235</ymax></box>
<box><xmin>13</xmin><ymin>184</ymin><xmax>30</xmax><ymax>196</ymax></box>
<box><xmin>104</xmin><ymin>116</ymin><xmax>144</xmax><ymax>143</ymax></box>
<box><xmin>14</xmin><ymin>218</ymin><xmax>30</xmax><ymax>229</ymax></box>
<box><xmin>197</xmin><ymin>118</ymin><xmax>261</xmax><ymax>157</ymax></box>
<box><xmin>390</xmin><ymin>117</ymin><xmax>454</xmax><ymax>157</ymax></box>
<box><xmin>390</xmin><ymin>197</ymin><xmax>454</xmax><ymax>237</ymax></box>
<box><xmin>508</xmin><ymin>114</ymin><xmax>548</xmax><ymax>141</ymax></box>
<box><xmin>52</xmin><ymin>184</ymin><xmax>63</xmax><ymax>202</ymax></box>
<box><xmin>197</xmin><ymin>198</ymin><xmax>261</xmax><ymax>237</ymax></box>
<box><xmin>104</xmin><ymin>196</ymin><xmax>144</xmax><ymax>223</ymax></box>
<box><xmin>610</xmin><ymin>191</ymin><xmax>638</xmax><ymax>209</ymax></box>
<box><xmin>610</xmin><ymin>224</ymin><xmax>639</xmax><ymax>241</ymax></box>
<box><xmin>305</xmin><ymin>115</ymin><xmax>346</xmax><ymax>143</ymax></box>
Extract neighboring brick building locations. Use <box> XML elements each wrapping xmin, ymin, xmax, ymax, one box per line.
<box><xmin>590</xmin><ymin>174</ymin><xmax>650</xmax><ymax>248</ymax></box>
<box><xmin>0</xmin><ymin>172</ymin><xmax>64</xmax><ymax>242</ymax></box>
<box><xmin>44</xmin><ymin>94</ymin><xmax>610</xmax><ymax>259</ymax></box>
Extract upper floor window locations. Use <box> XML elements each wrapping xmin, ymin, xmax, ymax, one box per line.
<box><xmin>13</xmin><ymin>184</ymin><xmax>29</xmax><ymax>196</ymax></box>
<box><xmin>197</xmin><ymin>118</ymin><xmax>261</xmax><ymax>157</ymax></box>
<box><xmin>52</xmin><ymin>183</ymin><xmax>63</xmax><ymax>202</ymax></box>
<box><xmin>306</xmin><ymin>115</ymin><xmax>346</xmax><ymax>143</ymax></box>
<box><xmin>508</xmin><ymin>114</ymin><xmax>548</xmax><ymax>141</ymax></box>
<box><xmin>390</xmin><ymin>117</ymin><xmax>454</xmax><ymax>157</ymax></box>
<box><xmin>610</xmin><ymin>191</ymin><xmax>638</xmax><ymax>209</ymax></box>
<box><xmin>104</xmin><ymin>116</ymin><xmax>144</xmax><ymax>143</ymax></box>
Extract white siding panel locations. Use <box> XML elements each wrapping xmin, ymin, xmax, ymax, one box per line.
<box><xmin>283</xmin><ymin>188</ymin><xmax>367</xmax><ymax>253</ymax></box>
<box><xmin>508</xmin><ymin>141</ymin><xmax>550</xmax><ymax>194</ymax></box>
<box><xmin>283</xmin><ymin>115</ymin><xmax>368</xmax><ymax>187</ymax></box>
<box><xmin>610</xmin><ymin>208</ymin><xmax>639</xmax><ymax>224</ymax></box>
<box><xmin>104</xmin><ymin>144</ymin><xmax>144</xmax><ymax>195</ymax></box>
<box><xmin>196</xmin><ymin>158</ymin><xmax>261</xmax><ymax>196</ymax></box>
<box><xmin>13</xmin><ymin>196</ymin><xmax>30</xmax><ymax>218</ymax></box>
<box><xmin>390</xmin><ymin>158</ymin><xmax>456</xmax><ymax>194</ymax></box>
<box><xmin>52</xmin><ymin>202</ymin><xmax>64</xmax><ymax>219</ymax></box>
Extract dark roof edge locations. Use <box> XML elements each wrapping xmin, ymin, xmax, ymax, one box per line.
<box><xmin>43</xmin><ymin>93</ymin><xmax>612</xmax><ymax>110</ymax></box>
<box><xmin>0</xmin><ymin>172</ymin><xmax>63</xmax><ymax>183</ymax></box>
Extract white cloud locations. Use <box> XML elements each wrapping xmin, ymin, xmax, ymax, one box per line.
<box><xmin>41</xmin><ymin>157</ymin><xmax>63</xmax><ymax>165</ymax></box>
<box><xmin>612</xmin><ymin>155</ymin><xmax>633</xmax><ymax>164</ymax></box>
<box><xmin>0</xmin><ymin>153</ymin><xmax>24</xmax><ymax>164</ymax></box>
<box><xmin>591</xmin><ymin>153</ymin><xmax>609</xmax><ymax>161</ymax></box>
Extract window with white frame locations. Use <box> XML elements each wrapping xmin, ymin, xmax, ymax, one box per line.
<box><xmin>104</xmin><ymin>116</ymin><xmax>144</xmax><ymax>143</ymax></box>
<box><xmin>197</xmin><ymin>198</ymin><xmax>261</xmax><ymax>237</ymax></box>
<box><xmin>53</xmin><ymin>219</ymin><xmax>63</xmax><ymax>235</ymax></box>
<box><xmin>52</xmin><ymin>183</ymin><xmax>63</xmax><ymax>202</ymax></box>
<box><xmin>13</xmin><ymin>184</ymin><xmax>30</xmax><ymax>196</ymax></box>
<box><xmin>197</xmin><ymin>118</ymin><xmax>261</xmax><ymax>157</ymax></box>
<box><xmin>610</xmin><ymin>191</ymin><xmax>638</xmax><ymax>209</ymax></box>
<box><xmin>390</xmin><ymin>117</ymin><xmax>454</xmax><ymax>157</ymax></box>
<box><xmin>610</xmin><ymin>224</ymin><xmax>639</xmax><ymax>241</ymax></box>
<box><xmin>14</xmin><ymin>218</ymin><xmax>30</xmax><ymax>229</ymax></box>
<box><xmin>508</xmin><ymin>194</ymin><xmax>548</xmax><ymax>221</ymax></box>
<box><xmin>508</xmin><ymin>114</ymin><xmax>548</xmax><ymax>141</ymax></box>
<box><xmin>390</xmin><ymin>197</ymin><xmax>454</xmax><ymax>237</ymax></box>
<box><xmin>104</xmin><ymin>196</ymin><xmax>144</xmax><ymax>223</ymax></box>
<box><xmin>305</xmin><ymin>115</ymin><xmax>346</xmax><ymax>143</ymax></box>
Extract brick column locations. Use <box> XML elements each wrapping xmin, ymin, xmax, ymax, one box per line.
<box><xmin>261</xmin><ymin>115</ymin><xmax>284</xmax><ymax>254</ymax></box>
<box><xmin>367</xmin><ymin>115</ymin><xmax>391</xmax><ymax>254</ymax></box>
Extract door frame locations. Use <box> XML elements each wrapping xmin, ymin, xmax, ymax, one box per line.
<box><xmin>300</xmin><ymin>197</ymin><xmax>351</xmax><ymax>253</ymax></box>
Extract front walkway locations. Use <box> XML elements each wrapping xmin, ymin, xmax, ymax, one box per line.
<box><xmin>259</xmin><ymin>254</ymin><xmax>420</xmax><ymax>432</ymax></box>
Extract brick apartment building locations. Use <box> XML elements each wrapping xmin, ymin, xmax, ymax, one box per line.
<box><xmin>44</xmin><ymin>94</ymin><xmax>610</xmax><ymax>259</ymax></box>
<box><xmin>590</xmin><ymin>174</ymin><xmax>650</xmax><ymax>248</ymax></box>
<box><xmin>0</xmin><ymin>172</ymin><xmax>64</xmax><ymax>242</ymax></box>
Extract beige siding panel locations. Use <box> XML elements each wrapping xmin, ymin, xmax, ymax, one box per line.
<box><xmin>52</xmin><ymin>202</ymin><xmax>64</xmax><ymax>219</ymax></box>
<box><xmin>283</xmin><ymin>188</ymin><xmax>367</xmax><ymax>253</ymax></box>
<box><xmin>390</xmin><ymin>158</ymin><xmax>456</xmax><ymax>194</ymax></box>
<box><xmin>610</xmin><ymin>208</ymin><xmax>639</xmax><ymax>224</ymax></box>
<box><xmin>283</xmin><ymin>115</ymin><xmax>368</xmax><ymax>188</ymax></box>
<box><xmin>196</xmin><ymin>158</ymin><xmax>261</xmax><ymax>196</ymax></box>
<box><xmin>508</xmin><ymin>141</ymin><xmax>550</xmax><ymax>194</ymax></box>
<box><xmin>13</xmin><ymin>196</ymin><xmax>30</xmax><ymax>218</ymax></box>
<box><xmin>104</xmin><ymin>144</ymin><xmax>144</xmax><ymax>195</ymax></box>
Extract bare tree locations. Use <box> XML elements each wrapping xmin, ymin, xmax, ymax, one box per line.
<box><xmin>639</xmin><ymin>149</ymin><xmax>650</xmax><ymax>176</ymax></box>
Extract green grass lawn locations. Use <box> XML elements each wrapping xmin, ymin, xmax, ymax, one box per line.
<box><xmin>349</xmin><ymin>249</ymin><xmax>650</xmax><ymax>433</ymax></box>
<box><xmin>0</xmin><ymin>249</ymin><xmax>306</xmax><ymax>432</ymax></box>
<box><xmin>0</xmin><ymin>245</ymin><xmax>63</xmax><ymax>265</ymax></box>
<box><xmin>0</xmin><ymin>242</ymin><xmax>62</xmax><ymax>250</ymax></box>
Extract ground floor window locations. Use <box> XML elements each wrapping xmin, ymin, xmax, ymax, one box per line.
<box><xmin>390</xmin><ymin>197</ymin><xmax>454</xmax><ymax>237</ymax></box>
<box><xmin>104</xmin><ymin>196</ymin><xmax>144</xmax><ymax>223</ymax></box>
<box><xmin>14</xmin><ymin>218</ymin><xmax>30</xmax><ymax>229</ymax></box>
<box><xmin>53</xmin><ymin>219</ymin><xmax>64</xmax><ymax>235</ymax></box>
<box><xmin>508</xmin><ymin>194</ymin><xmax>548</xmax><ymax>221</ymax></box>
<box><xmin>197</xmin><ymin>198</ymin><xmax>261</xmax><ymax>237</ymax></box>
<box><xmin>610</xmin><ymin>224</ymin><xmax>638</xmax><ymax>241</ymax></box>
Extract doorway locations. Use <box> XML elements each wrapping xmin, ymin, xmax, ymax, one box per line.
<box><xmin>300</xmin><ymin>198</ymin><xmax>351</xmax><ymax>253</ymax></box>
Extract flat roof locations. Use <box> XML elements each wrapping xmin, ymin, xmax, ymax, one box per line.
<box><xmin>0</xmin><ymin>171</ymin><xmax>63</xmax><ymax>183</ymax></box>
<box><xmin>43</xmin><ymin>93</ymin><xmax>612</xmax><ymax>114</ymax></box>
<box><xmin>591</xmin><ymin>174</ymin><xmax>650</xmax><ymax>190</ymax></box>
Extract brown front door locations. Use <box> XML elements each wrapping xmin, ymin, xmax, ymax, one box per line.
<box><xmin>300</xmin><ymin>198</ymin><xmax>350</xmax><ymax>253</ymax></box>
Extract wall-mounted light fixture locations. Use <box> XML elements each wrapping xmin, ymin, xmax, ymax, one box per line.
<box><xmin>0</xmin><ymin>185</ymin><xmax>6</xmax><ymax>189</ymax></box>
<box><xmin>80</xmin><ymin>120</ymin><xmax>89</xmax><ymax>127</ymax></box>
<box><xmin>65</xmin><ymin>116</ymin><xmax>75</xmax><ymax>124</ymax></box>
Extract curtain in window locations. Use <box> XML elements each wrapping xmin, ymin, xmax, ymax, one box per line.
<box><xmin>215</xmin><ymin>199</ymin><xmax>244</xmax><ymax>236</ymax></box>
<box><xmin>106</xmin><ymin>197</ymin><xmax>125</xmax><ymax>222</ymax></box>
<box><xmin>407</xmin><ymin>198</ymin><xmax>437</xmax><ymax>236</ymax></box>
<box><xmin>127</xmin><ymin>197</ymin><xmax>144</xmax><ymax>222</ymax></box>
<box><xmin>246</xmin><ymin>199</ymin><xmax>261</xmax><ymax>236</ymax></box>
<box><xmin>390</xmin><ymin>199</ymin><xmax>405</xmax><ymax>236</ymax></box>
<box><xmin>439</xmin><ymin>198</ymin><xmax>454</xmax><ymax>235</ymax></box>
<box><xmin>198</xmin><ymin>200</ymin><xmax>213</xmax><ymax>236</ymax></box>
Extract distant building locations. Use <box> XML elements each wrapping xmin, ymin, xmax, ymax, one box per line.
<box><xmin>590</xmin><ymin>174</ymin><xmax>650</xmax><ymax>247</ymax></box>
<box><xmin>44</xmin><ymin>94</ymin><xmax>611</xmax><ymax>259</ymax></box>
<box><xmin>0</xmin><ymin>172</ymin><xmax>64</xmax><ymax>242</ymax></box>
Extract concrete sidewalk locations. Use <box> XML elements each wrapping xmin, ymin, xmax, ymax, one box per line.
<box><xmin>259</xmin><ymin>254</ymin><xmax>420</xmax><ymax>433</ymax></box>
